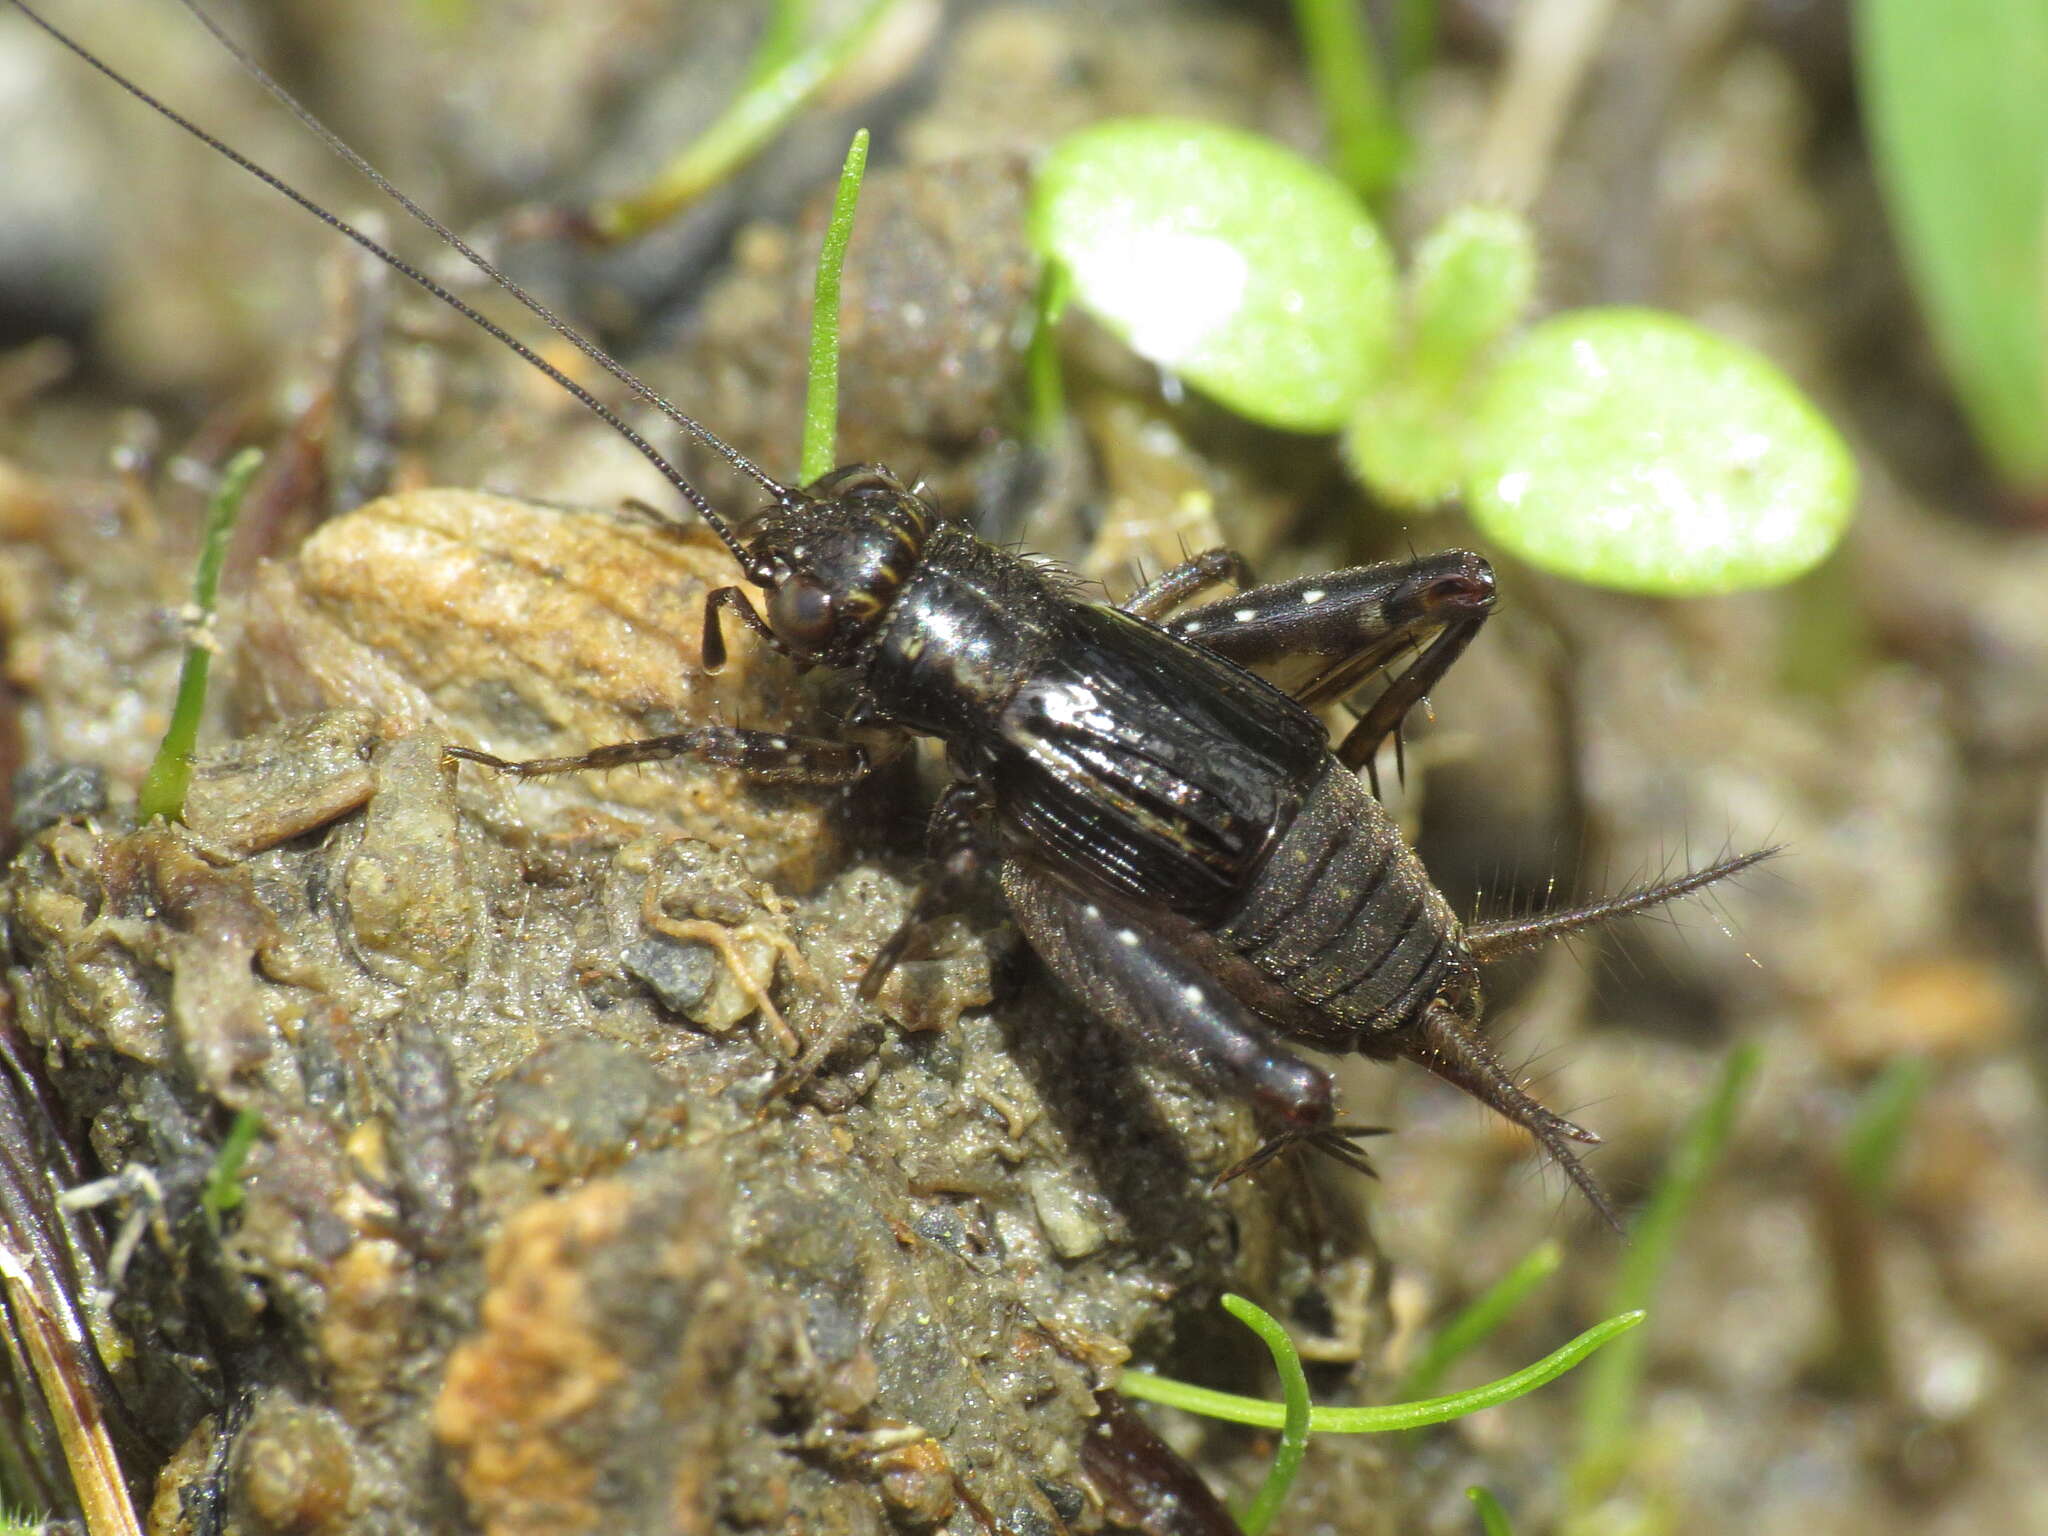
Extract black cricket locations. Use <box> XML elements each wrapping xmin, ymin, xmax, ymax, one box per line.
<box><xmin>26</xmin><ymin>0</ymin><xmax>1766</xmax><ymax>1228</ymax></box>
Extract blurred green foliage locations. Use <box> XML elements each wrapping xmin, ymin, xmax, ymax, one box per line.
<box><xmin>1858</xmin><ymin>0</ymin><xmax>2048</xmax><ymax>496</ymax></box>
<box><xmin>1033</xmin><ymin>121</ymin><xmax>1857</xmax><ymax>595</ymax></box>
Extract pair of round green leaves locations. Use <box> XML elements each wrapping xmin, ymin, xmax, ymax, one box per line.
<box><xmin>1032</xmin><ymin>117</ymin><xmax>1856</xmax><ymax>596</ymax></box>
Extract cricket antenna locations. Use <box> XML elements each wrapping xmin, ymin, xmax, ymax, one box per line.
<box><xmin>12</xmin><ymin>0</ymin><xmax>791</xmax><ymax>563</ymax></box>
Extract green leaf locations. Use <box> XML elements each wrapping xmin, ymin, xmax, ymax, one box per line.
<box><xmin>1465</xmin><ymin>309</ymin><xmax>1857</xmax><ymax>594</ymax></box>
<box><xmin>1345</xmin><ymin>204</ymin><xmax>1537</xmax><ymax>511</ymax></box>
<box><xmin>1034</xmin><ymin>117</ymin><xmax>1398</xmax><ymax>433</ymax></box>
<box><xmin>1342</xmin><ymin>375</ymin><xmax>1466</xmax><ymax>510</ymax></box>
<box><xmin>1857</xmin><ymin>0</ymin><xmax>2048</xmax><ymax>492</ymax></box>
<box><xmin>1408</xmin><ymin>204</ymin><xmax>1538</xmax><ymax>389</ymax></box>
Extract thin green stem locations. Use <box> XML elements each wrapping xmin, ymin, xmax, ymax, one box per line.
<box><xmin>1840</xmin><ymin>1056</ymin><xmax>1929</xmax><ymax>1206</ymax></box>
<box><xmin>201</xmin><ymin>1108</ymin><xmax>265</xmax><ymax>1234</ymax></box>
<box><xmin>1288</xmin><ymin>0</ymin><xmax>1405</xmax><ymax>203</ymax></box>
<box><xmin>1468</xmin><ymin>1485</ymin><xmax>1515</xmax><ymax>1536</ymax></box>
<box><xmin>800</xmin><ymin>128</ymin><xmax>871</xmax><ymax>485</ymax></box>
<box><xmin>1220</xmin><ymin>1295</ymin><xmax>1311</xmax><ymax>1536</ymax></box>
<box><xmin>137</xmin><ymin>447</ymin><xmax>263</xmax><ymax>825</ymax></box>
<box><xmin>1394</xmin><ymin>0</ymin><xmax>1438</xmax><ymax>101</ymax></box>
<box><xmin>1571</xmin><ymin>1044</ymin><xmax>1759</xmax><ymax>1502</ymax></box>
<box><xmin>1120</xmin><ymin>1309</ymin><xmax>1645</xmax><ymax>1433</ymax></box>
<box><xmin>1397</xmin><ymin>1239</ymin><xmax>1562</xmax><ymax>1403</ymax></box>
<box><xmin>1026</xmin><ymin>257</ymin><xmax>1072</xmax><ymax>448</ymax></box>
<box><xmin>591</xmin><ymin>0</ymin><xmax>899</xmax><ymax>242</ymax></box>
<box><xmin>746</xmin><ymin>0</ymin><xmax>811</xmax><ymax>88</ymax></box>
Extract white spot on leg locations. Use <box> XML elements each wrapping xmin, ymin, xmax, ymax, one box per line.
<box><xmin>1301</xmin><ymin>588</ymin><xmax>1326</xmax><ymax>605</ymax></box>
<box><xmin>1083</xmin><ymin>905</ymin><xmax>1101</xmax><ymax>920</ymax></box>
<box><xmin>1117</xmin><ymin>929</ymin><xmax>1141</xmax><ymax>947</ymax></box>
<box><xmin>1234</xmin><ymin>608</ymin><xmax>1257</xmax><ymax>623</ymax></box>
<box><xmin>1179</xmin><ymin>984</ymin><xmax>1205</xmax><ymax>1006</ymax></box>
<box><xmin>1182</xmin><ymin>621</ymin><xmax>1202</xmax><ymax>634</ymax></box>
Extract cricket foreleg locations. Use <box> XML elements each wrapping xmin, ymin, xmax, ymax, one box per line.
<box><xmin>700</xmin><ymin>585</ymin><xmax>784</xmax><ymax>673</ymax></box>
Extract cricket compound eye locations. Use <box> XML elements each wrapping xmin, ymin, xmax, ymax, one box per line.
<box><xmin>769</xmin><ymin>576</ymin><xmax>837</xmax><ymax>648</ymax></box>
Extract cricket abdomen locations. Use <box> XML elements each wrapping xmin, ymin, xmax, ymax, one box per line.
<box><xmin>1214</xmin><ymin>761</ymin><xmax>1465</xmax><ymax>1048</ymax></box>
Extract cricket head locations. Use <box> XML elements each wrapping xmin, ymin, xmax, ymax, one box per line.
<box><xmin>740</xmin><ymin>465</ymin><xmax>936</xmax><ymax>667</ymax></box>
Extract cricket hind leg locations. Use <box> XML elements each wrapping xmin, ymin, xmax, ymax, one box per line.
<box><xmin>1163</xmin><ymin>551</ymin><xmax>1495</xmax><ymax>796</ymax></box>
<box><xmin>1000</xmin><ymin>862</ymin><xmax>1384</xmax><ymax>1183</ymax></box>
<box><xmin>446</xmin><ymin>725</ymin><xmax>870</xmax><ymax>786</ymax></box>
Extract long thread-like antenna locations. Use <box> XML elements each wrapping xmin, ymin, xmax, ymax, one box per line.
<box><xmin>166</xmin><ymin>0</ymin><xmax>797</xmax><ymax>517</ymax></box>
<box><xmin>12</xmin><ymin>0</ymin><xmax>784</xmax><ymax>562</ymax></box>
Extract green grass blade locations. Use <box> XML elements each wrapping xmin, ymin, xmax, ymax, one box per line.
<box><xmin>1120</xmin><ymin>1309</ymin><xmax>1645</xmax><ymax>1433</ymax></box>
<box><xmin>1857</xmin><ymin>0</ymin><xmax>2048</xmax><ymax>492</ymax></box>
<box><xmin>592</xmin><ymin>0</ymin><xmax>898</xmax><ymax>241</ymax></box>
<box><xmin>799</xmin><ymin>128</ymin><xmax>871</xmax><ymax>485</ymax></box>
<box><xmin>1839</xmin><ymin>1056</ymin><xmax>1930</xmax><ymax>1206</ymax></box>
<box><xmin>1571</xmin><ymin>1044</ymin><xmax>1759</xmax><ymax>1500</ymax></box>
<box><xmin>1026</xmin><ymin>256</ymin><xmax>1072</xmax><ymax>447</ymax></box>
<box><xmin>1220</xmin><ymin>1295</ymin><xmax>1312</xmax><ymax>1536</ymax></box>
<box><xmin>1468</xmin><ymin>1485</ymin><xmax>1515</xmax><ymax>1536</ymax></box>
<box><xmin>1288</xmin><ymin>0</ymin><xmax>1405</xmax><ymax>203</ymax></box>
<box><xmin>746</xmin><ymin>0</ymin><xmax>812</xmax><ymax>88</ymax></box>
<box><xmin>1397</xmin><ymin>1239</ymin><xmax>1562</xmax><ymax>1403</ymax></box>
<box><xmin>1394</xmin><ymin>0</ymin><xmax>1438</xmax><ymax>97</ymax></box>
<box><xmin>137</xmin><ymin>447</ymin><xmax>263</xmax><ymax>825</ymax></box>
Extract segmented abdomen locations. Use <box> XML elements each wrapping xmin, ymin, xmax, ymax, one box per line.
<box><xmin>1214</xmin><ymin>762</ymin><xmax>1461</xmax><ymax>1045</ymax></box>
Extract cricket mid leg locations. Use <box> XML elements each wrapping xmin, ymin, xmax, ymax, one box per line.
<box><xmin>1165</xmin><ymin>551</ymin><xmax>1496</xmax><ymax>795</ymax></box>
<box><xmin>1000</xmin><ymin>861</ymin><xmax>1382</xmax><ymax>1181</ymax></box>
<box><xmin>447</xmin><ymin>725</ymin><xmax>870</xmax><ymax>786</ymax></box>
<box><xmin>1120</xmin><ymin>549</ymin><xmax>1253</xmax><ymax>622</ymax></box>
<box><xmin>857</xmin><ymin>781</ymin><xmax>994</xmax><ymax>1001</ymax></box>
